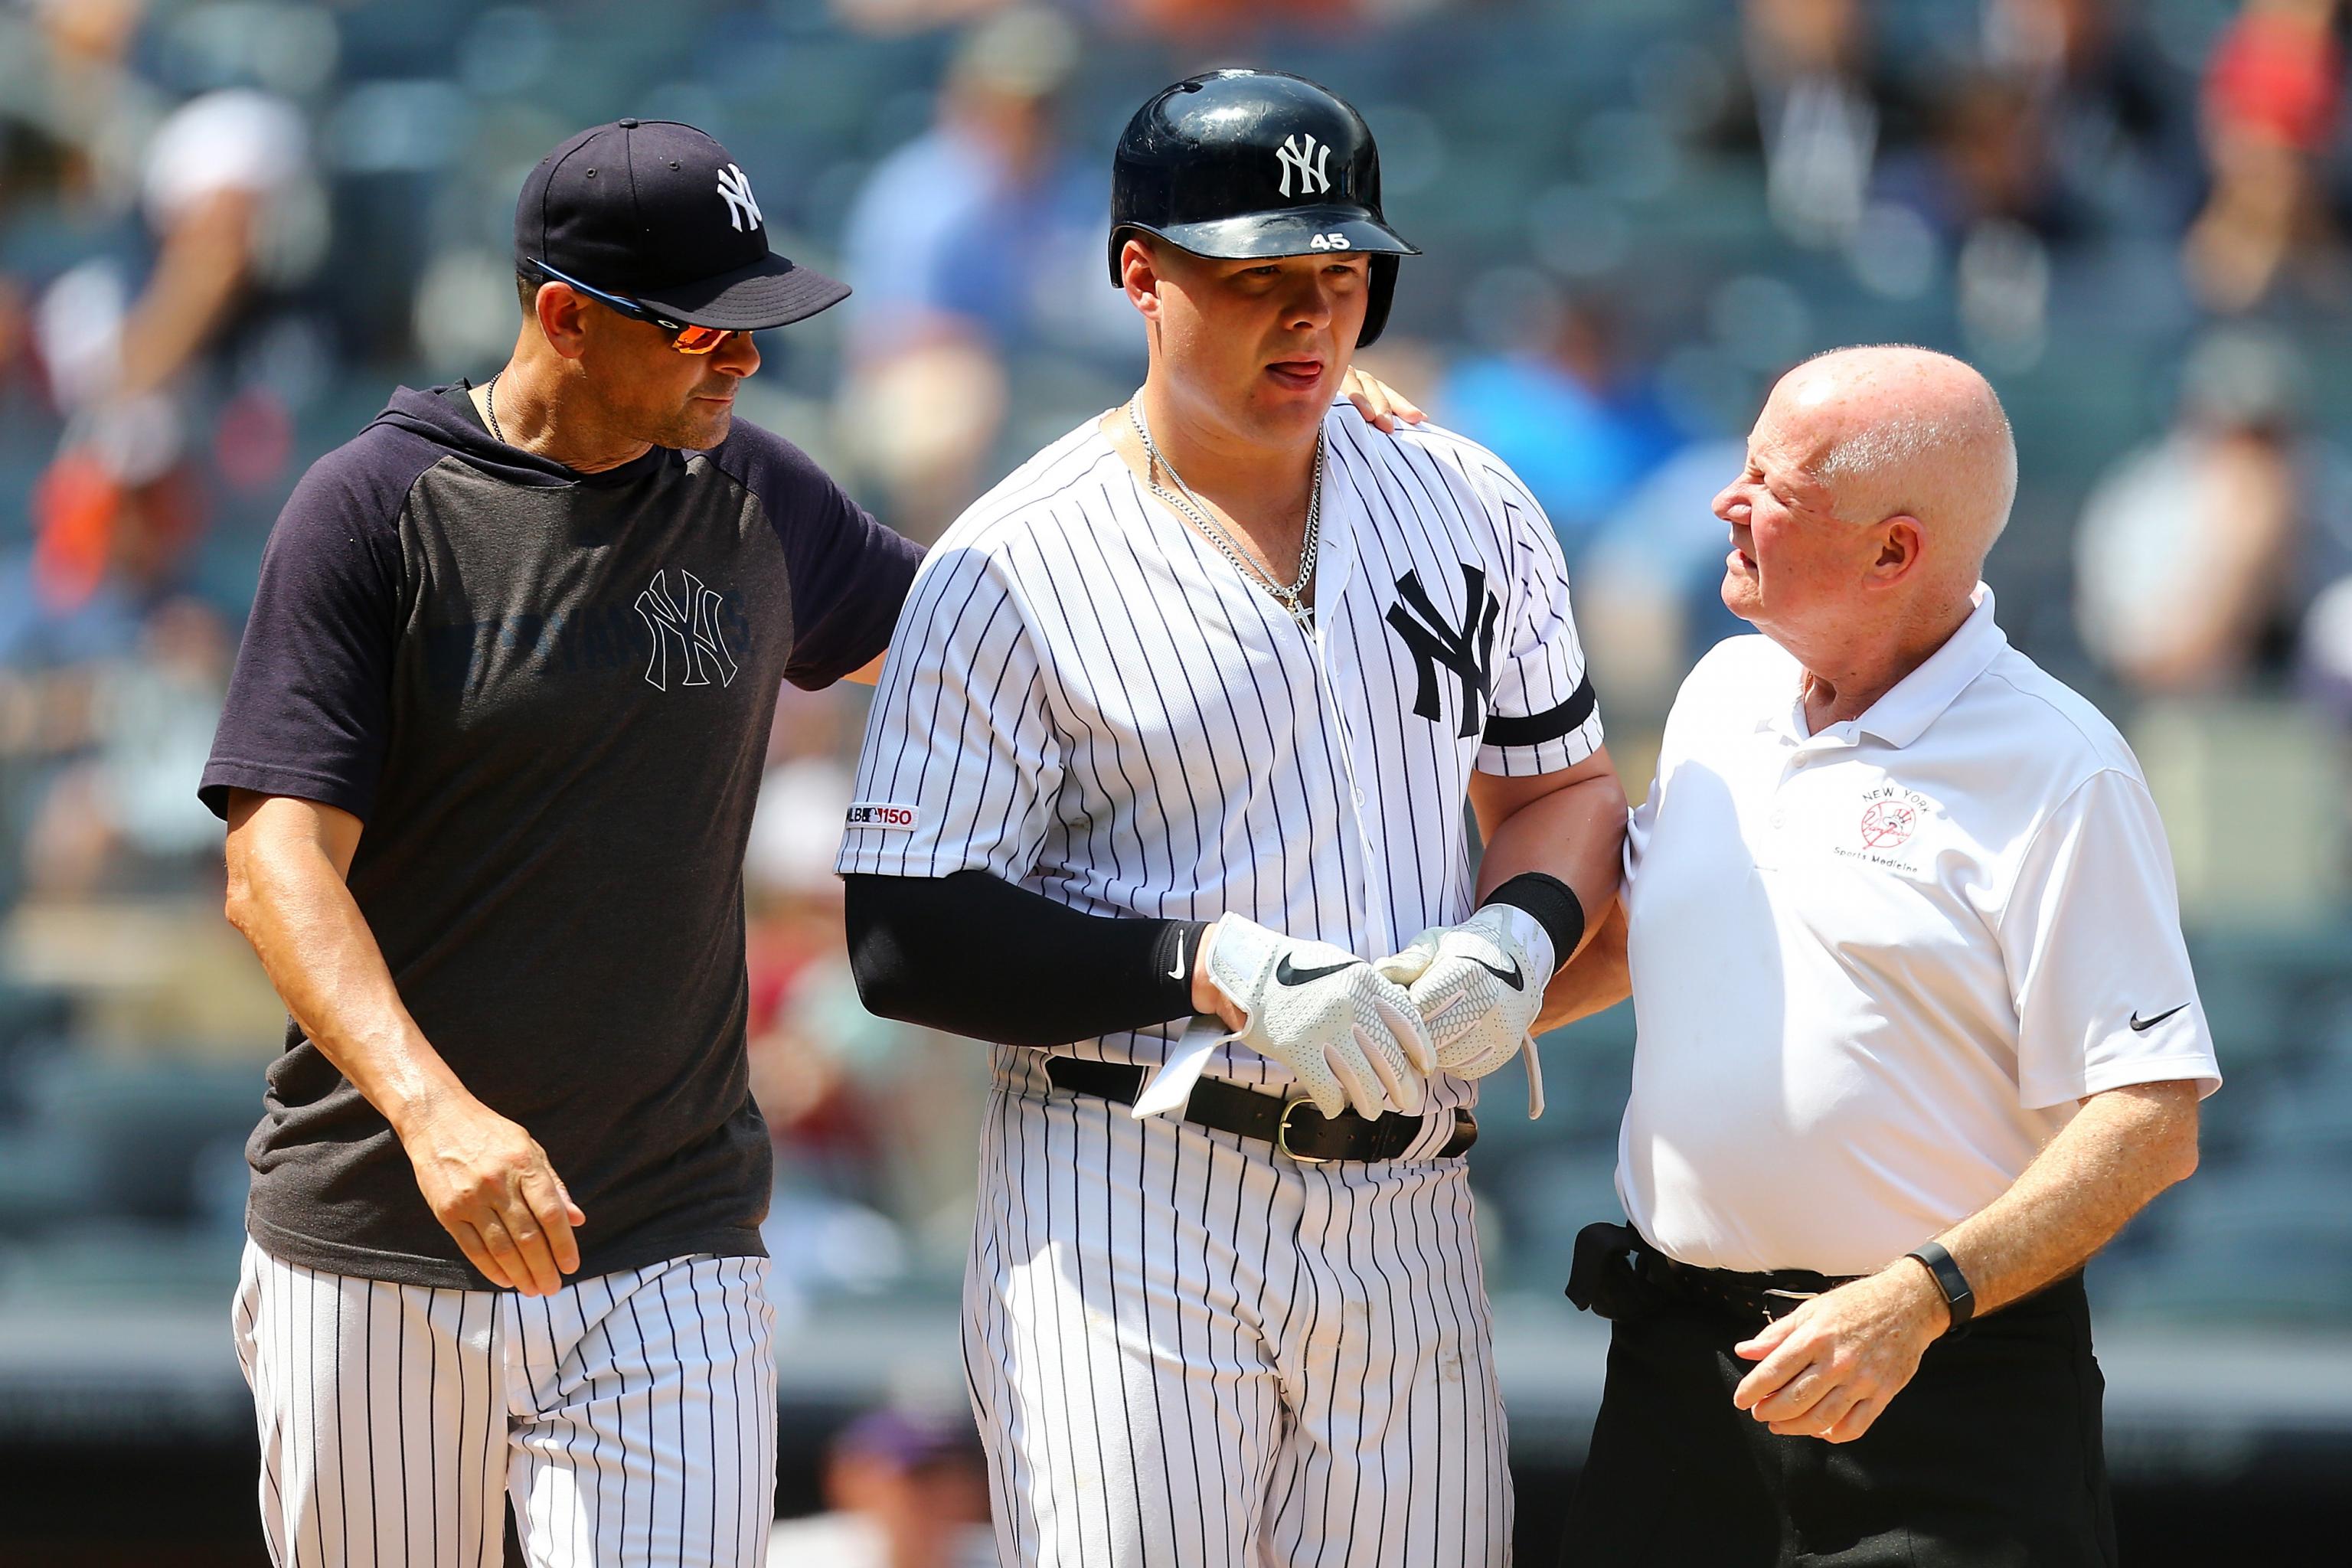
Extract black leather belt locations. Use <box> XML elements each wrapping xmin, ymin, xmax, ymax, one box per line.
<box><xmin>1567</xmin><ymin>1222</ymin><xmax>1860</xmax><ymax>1325</ymax></box>
<box><xmin>1044</xmin><ymin>1057</ymin><xmax>1476</xmax><ymax>1165</ymax></box>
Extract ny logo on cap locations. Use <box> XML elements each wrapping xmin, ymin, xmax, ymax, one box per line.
<box><xmin>1276</xmin><ymin>134</ymin><xmax>1331</xmax><ymax>199</ymax></box>
<box><xmin>715</xmin><ymin>163</ymin><xmax>763</xmax><ymax>233</ymax></box>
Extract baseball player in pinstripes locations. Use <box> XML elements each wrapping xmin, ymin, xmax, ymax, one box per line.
<box><xmin>837</xmin><ymin>71</ymin><xmax>1628</xmax><ymax>1566</ymax></box>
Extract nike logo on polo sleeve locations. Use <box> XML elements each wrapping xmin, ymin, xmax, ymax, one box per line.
<box><xmin>2128</xmin><ymin>1004</ymin><xmax>2190</xmax><ymax>1032</ymax></box>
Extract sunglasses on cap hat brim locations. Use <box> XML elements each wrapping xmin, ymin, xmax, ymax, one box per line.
<box><xmin>525</xmin><ymin>259</ymin><xmax>738</xmax><ymax>354</ymax></box>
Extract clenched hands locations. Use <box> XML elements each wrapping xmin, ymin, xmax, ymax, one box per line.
<box><xmin>400</xmin><ymin>1089</ymin><xmax>585</xmax><ymax>1296</ymax></box>
<box><xmin>1730</xmin><ymin>1260</ymin><xmax>1949</xmax><ymax>1442</ymax></box>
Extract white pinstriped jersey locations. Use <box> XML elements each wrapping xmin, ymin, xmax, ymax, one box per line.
<box><xmin>838</xmin><ymin>401</ymin><xmax>1601</xmax><ymax>1108</ymax></box>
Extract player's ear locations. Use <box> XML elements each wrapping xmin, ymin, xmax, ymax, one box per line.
<box><xmin>1121</xmin><ymin>237</ymin><xmax>1164</xmax><ymax>321</ymax></box>
<box><xmin>536</xmin><ymin>283</ymin><xmax>595</xmax><ymax>361</ymax></box>
<box><xmin>1869</xmin><ymin>514</ymin><xmax>1924</xmax><ymax>586</ymax></box>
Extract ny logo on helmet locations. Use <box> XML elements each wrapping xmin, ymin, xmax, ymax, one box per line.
<box><xmin>636</xmin><ymin>568</ymin><xmax>740</xmax><ymax>691</ymax></box>
<box><xmin>1276</xmin><ymin>134</ymin><xmax>1331</xmax><ymax>199</ymax></box>
<box><xmin>1386</xmin><ymin>564</ymin><xmax>1501</xmax><ymax>738</ymax></box>
<box><xmin>715</xmin><ymin>163</ymin><xmax>763</xmax><ymax>233</ymax></box>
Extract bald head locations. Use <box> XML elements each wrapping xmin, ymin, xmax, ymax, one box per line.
<box><xmin>1771</xmin><ymin>345</ymin><xmax>2017</xmax><ymax>583</ymax></box>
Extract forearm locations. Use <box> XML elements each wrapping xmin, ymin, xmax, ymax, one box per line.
<box><xmin>1474</xmin><ymin>769</ymin><xmax>1626</xmax><ymax>963</ymax></box>
<box><xmin>1535</xmin><ymin>895</ymin><xmax>1630</xmax><ymax>1032</ymax></box>
<box><xmin>845</xmin><ymin>871</ymin><xmax>1202</xmax><ymax>1047</ymax></box>
<box><xmin>225</xmin><ymin>838</ymin><xmax>467</xmax><ymax>1138</ymax></box>
<box><xmin>1931</xmin><ymin>1080</ymin><xmax>2202</xmax><ymax>1316</ymax></box>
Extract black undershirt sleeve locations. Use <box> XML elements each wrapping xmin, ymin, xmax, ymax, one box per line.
<box><xmin>843</xmin><ymin>871</ymin><xmax>1207</xmax><ymax>1049</ymax></box>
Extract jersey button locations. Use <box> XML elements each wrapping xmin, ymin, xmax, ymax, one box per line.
<box><xmin>1353</xmin><ymin>788</ymin><xmax>1367</xmax><ymax>807</ymax></box>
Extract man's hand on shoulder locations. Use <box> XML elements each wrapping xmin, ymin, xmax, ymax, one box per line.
<box><xmin>397</xmin><ymin>1087</ymin><xmax>586</xmax><ymax>1296</ymax></box>
<box><xmin>1729</xmin><ymin>1262</ymin><xmax>1951</xmax><ymax>1442</ymax></box>
<box><xmin>1340</xmin><ymin>365</ymin><xmax>1426</xmax><ymax>433</ymax></box>
<box><xmin>1195</xmin><ymin>915</ymin><xmax>1436</xmax><ymax>1120</ymax></box>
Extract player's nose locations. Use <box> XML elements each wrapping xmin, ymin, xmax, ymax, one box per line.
<box><xmin>711</xmin><ymin>332</ymin><xmax>760</xmax><ymax>379</ymax></box>
<box><xmin>1282</xmin><ymin>275</ymin><xmax>1339</xmax><ymax>331</ymax></box>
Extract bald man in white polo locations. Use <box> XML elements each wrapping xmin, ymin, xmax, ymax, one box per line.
<box><xmin>1544</xmin><ymin>347</ymin><xmax>2218</xmax><ymax>1566</ymax></box>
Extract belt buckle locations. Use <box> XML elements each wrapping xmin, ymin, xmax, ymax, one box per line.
<box><xmin>1759</xmin><ymin>1287</ymin><xmax>1818</xmax><ymax>1323</ymax></box>
<box><xmin>1276</xmin><ymin>1097</ymin><xmax>1333</xmax><ymax>1165</ymax></box>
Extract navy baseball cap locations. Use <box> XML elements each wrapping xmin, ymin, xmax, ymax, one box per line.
<box><xmin>514</xmin><ymin>119</ymin><xmax>848</xmax><ymax>331</ymax></box>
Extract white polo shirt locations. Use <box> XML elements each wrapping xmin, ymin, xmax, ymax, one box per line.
<box><xmin>1617</xmin><ymin>586</ymin><xmax>2221</xmax><ymax>1276</ymax></box>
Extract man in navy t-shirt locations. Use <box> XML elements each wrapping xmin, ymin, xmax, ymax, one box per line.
<box><xmin>201</xmin><ymin>120</ymin><xmax>922</xmax><ymax>1565</ymax></box>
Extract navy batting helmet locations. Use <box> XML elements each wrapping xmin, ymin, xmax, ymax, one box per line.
<box><xmin>1109</xmin><ymin>70</ymin><xmax>1419</xmax><ymax>348</ymax></box>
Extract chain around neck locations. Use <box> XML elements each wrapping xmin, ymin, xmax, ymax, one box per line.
<box><xmin>1125</xmin><ymin>400</ymin><xmax>1321</xmax><ymax>622</ymax></box>
<box><xmin>485</xmin><ymin>373</ymin><xmax>505</xmax><ymax>446</ymax></box>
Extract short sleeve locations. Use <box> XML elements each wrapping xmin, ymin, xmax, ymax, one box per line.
<box><xmin>2000</xmin><ymin>768</ymin><xmax>2223</xmax><ymax>1109</ymax></box>
<box><xmin>1473</xmin><ymin>459</ymin><xmax>1602</xmax><ymax>776</ymax></box>
<box><xmin>835</xmin><ymin>540</ymin><xmax>1062</xmax><ymax>881</ymax></box>
<box><xmin>713</xmin><ymin>428</ymin><xmax>923</xmax><ymax>690</ymax></box>
<box><xmin>199</xmin><ymin>446</ymin><xmax>406</xmax><ymax>821</ymax></box>
<box><xmin>778</xmin><ymin>478</ymin><xmax>923</xmax><ymax>690</ymax></box>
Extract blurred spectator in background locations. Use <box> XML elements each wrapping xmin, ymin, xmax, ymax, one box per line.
<box><xmin>2184</xmin><ymin>0</ymin><xmax>2350</xmax><ymax>315</ymax></box>
<box><xmin>1439</xmin><ymin>277</ymin><xmax>1683</xmax><ymax>565</ymax></box>
<box><xmin>1576</xmin><ymin>437</ymin><xmax>1756</xmax><ymax>724</ymax></box>
<box><xmin>2075</xmin><ymin>328</ymin><xmax>2352</xmax><ymax>695</ymax></box>
<box><xmin>1740</xmin><ymin>0</ymin><xmax>1914</xmax><ymax>247</ymax></box>
<box><xmin>17</xmin><ymin>593</ymin><xmax>229</xmax><ymax>897</ymax></box>
<box><xmin>837</xmin><ymin>8</ymin><xmax>1126</xmax><ymax>541</ymax></box>
<box><xmin>768</xmin><ymin>1406</ymin><xmax>993</xmax><ymax>1568</ymax></box>
<box><xmin>1981</xmin><ymin>0</ymin><xmax>2194</xmax><ymax>237</ymax></box>
<box><xmin>747</xmin><ymin>688</ymin><xmax>988</xmax><ymax>1314</ymax></box>
<box><xmin>19</xmin><ymin>75</ymin><xmax>320</xmax><ymax>643</ymax></box>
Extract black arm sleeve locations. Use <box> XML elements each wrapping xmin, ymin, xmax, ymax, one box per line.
<box><xmin>843</xmin><ymin>871</ymin><xmax>1207</xmax><ymax>1049</ymax></box>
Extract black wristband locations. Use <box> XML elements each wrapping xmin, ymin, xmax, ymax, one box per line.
<box><xmin>1479</xmin><ymin>872</ymin><xmax>1585</xmax><ymax>974</ymax></box>
<box><xmin>1905</xmin><ymin>1240</ymin><xmax>1975</xmax><ymax>1333</ymax></box>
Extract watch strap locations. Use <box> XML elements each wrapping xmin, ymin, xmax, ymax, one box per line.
<box><xmin>1906</xmin><ymin>1240</ymin><xmax>1975</xmax><ymax>1333</ymax></box>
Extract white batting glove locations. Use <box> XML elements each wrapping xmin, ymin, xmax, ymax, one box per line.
<box><xmin>1375</xmin><ymin>904</ymin><xmax>1553</xmax><ymax>1117</ymax></box>
<box><xmin>1204</xmin><ymin>916</ymin><xmax>1436</xmax><ymax>1121</ymax></box>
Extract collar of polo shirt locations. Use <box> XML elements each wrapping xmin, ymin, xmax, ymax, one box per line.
<box><xmin>1759</xmin><ymin>586</ymin><xmax>2009</xmax><ymax>750</ymax></box>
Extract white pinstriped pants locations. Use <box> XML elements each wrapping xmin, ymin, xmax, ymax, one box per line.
<box><xmin>965</xmin><ymin>1057</ymin><xmax>1513</xmax><ymax>1568</ymax></box>
<box><xmin>233</xmin><ymin>1240</ymin><xmax>777</xmax><ymax>1568</ymax></box>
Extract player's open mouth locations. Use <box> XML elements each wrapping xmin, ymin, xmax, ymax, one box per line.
<box><xmin>1266</xmin><ymin>360</ymin><xmax>1324</xmax><ymax>390</ymax></box>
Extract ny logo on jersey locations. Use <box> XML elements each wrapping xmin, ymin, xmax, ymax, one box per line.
<box><xmin>635</xmin><ymin>568</ymin><xmax>739</xmax><ymax>691</ymax></box>
<box><xmin>715</xmin><ymin>163</ymin><xmax>763</xmax><ymax>233</ymax></box>
<box><xmin>1386</xmin><ymin>564</ymin><xmax>1501</xmax><ymax>738</ymax></box>
<box><xmin>1276</xmin><ymin>134</ymin><xmax>1331</xmax><ymax>199</ymax></box>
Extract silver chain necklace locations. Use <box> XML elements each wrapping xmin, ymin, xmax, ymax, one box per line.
<box><xmin>485</xmin><ymin>373</ymin><xmax>505</xmax><ymax>445</ymax></box>
<box><xmin>1127</xmin><ymin>400</ymin><xmax>1321</xmax><ymax>625</ymax></box>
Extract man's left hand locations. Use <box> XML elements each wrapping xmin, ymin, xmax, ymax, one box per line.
<box><xmin>1375</xmin><ymin>906</ymin><xmax>1548</xmax><ymax>1083</ymax></box>
<box><xmin>1730</xmin><ymin>1260</ymin><xmax>1950</xmax><ymax>1442</ymax></box>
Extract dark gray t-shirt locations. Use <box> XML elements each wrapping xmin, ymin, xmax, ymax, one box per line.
<box><xmin>201</xmin><ymin>383</ymin><xmax>921</xmax><ymax>1288</ymax></box>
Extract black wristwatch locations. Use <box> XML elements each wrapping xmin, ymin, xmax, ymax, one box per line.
<box><xmin>1906</xmin><ymin>1240</ymin><xmax>1975</xmax><ymax>1333</ymax></box>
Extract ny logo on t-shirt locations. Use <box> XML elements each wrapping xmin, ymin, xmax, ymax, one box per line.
<box><xmin>1385</xmin><ymin>563</ymin><xmax>1501</xmax><ymax>739</ymax></box>
<box><xmin>635</xmin><ymin>568</ymin><xmax>739</xmax><ymax>691</ymax></box>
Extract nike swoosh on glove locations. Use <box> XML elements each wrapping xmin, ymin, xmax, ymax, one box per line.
<box><xmin>1204</xmin><ymin>915</ymin><xmax>1436</xmax><ymax>1120</ymax></box>
<box><xmin>1375</xmin><ymin>904</ymin><xmax>1553</xmax><ymax>1118</ymax></box>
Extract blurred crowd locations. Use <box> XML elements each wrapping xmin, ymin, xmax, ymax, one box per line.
<box><xmin>3</xmin><ymin>0</ymin><xmax>2352</xmax><ymax>1358</ymax></box>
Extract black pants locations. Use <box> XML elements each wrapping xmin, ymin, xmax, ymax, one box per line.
<box><xmin>1560</xmin><ymin>1266</ymin><xmax>2118</xmax><ymax>1566</ymax></box>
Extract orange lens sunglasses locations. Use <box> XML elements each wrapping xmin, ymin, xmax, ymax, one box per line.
<box><xmin>528</xmin><ymin>259</ymin><xmax>738</xmax><ymax>354</ymax></box>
